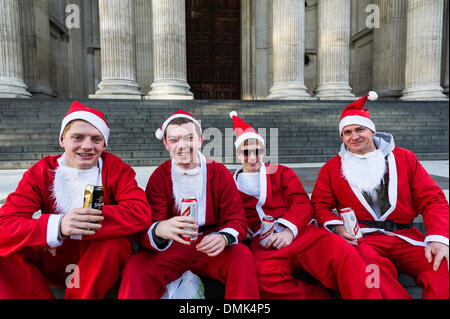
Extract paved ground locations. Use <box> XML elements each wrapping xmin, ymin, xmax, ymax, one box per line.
<box><xmin>1</xmin><ymin>160</ymin><xmax>448</xmax><ymax>206</ymax></box>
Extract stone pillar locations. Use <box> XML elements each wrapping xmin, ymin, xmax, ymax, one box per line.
<box><xmin>0</xmin><ymin>0</ymin><xmax>31</xmax><ymax>98</ymax></box>
<box><xmin>442</xmin><ymin>0</ymin><xmax>449</xmax><ymax>96</ymax></box>
<box><xmin>146</xmin><ymin>0</ymin><xmax>193</xmax><ymax>99</ymax></box>
<box><xmin>267</xmin><ymin>0</ymin><xmax>314</xmax><ymax>100</ymax></box>
<box><xmin>18</xmin><ymin>0</ymin><xmax>54</xmax><ymax>97</ymax></box>
<box><xmin>91</xmin><ymin>0</ymin><xmax>142</xmax><ymax>99</ymax></box>
<box><xmin>372</xmin><ymin>0</ymin><xmax>407</xmax><ymax>99</ymax></box>
<box><xmin>400</xmin><ymin>0</ymin><xmax>448</xmax><ymax>100</ymax></box>
<box><xmin>314</xmin><ymin>0</ymin><xmax>355</xmax><ymax>100</ymax></box>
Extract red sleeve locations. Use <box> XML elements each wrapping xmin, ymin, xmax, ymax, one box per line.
<box><xmin>87</xmin><ymin>157</ymin><xmax>152</xmax><ymax>240</ymax></box>
<box><xmin>141</xmin><ymin>163</ymin><xmax>172</xmax><ymax>250</ymax></box>
<box><xmin>311</xmin><ymin>161</ymin><xmax>343</xmax><ymax>228</ymax></box>
<box><xmin>406</xmin><ymin>150</ymin><xmax>449</xmax><ymax>241</ymax></box>
<box><xmin>0</xmin><ymin>163</ymin><xmax>52</xmax><ymax>257</ymax></box>
<box><xmin>214</xmin><ymin>163</ymin><xmax>248</xmax><ymax>242</ymax></box>
<box><xmin>278</xmin><ymin>166</ymin><xmax>314</xmax><ymax>234</ymax></box>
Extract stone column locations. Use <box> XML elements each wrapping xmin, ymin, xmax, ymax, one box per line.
<box><xmin>0</xmin><ymin>0</ymin><xmax>31</xmax><ymax>98</ymax></box>
<box><xmin>91</xmin><ymin>0</ymin><xmax>142</xmax><ymax>99</ymax></box>
<box><xmin>314</xmin><ymin>0</ymin><xmax>355</xmax><ymax>100</ymax></box>
<box><xmin>400</xmin><ymin>0</ymin><xmax>448</xmax><ymax>100</ymax></box>
<box><xmin>267</xmin><ymin>0</ymin><xmax>314</xmax><ymax>100</ymax></box>
<box><xmin>442</xmin><ymin>0</ymin><xmax>449</xmax><ymax>96</ymax></box>
<box><xmin>146</xmin><ymin>0</ymin><xmax>193</xmax><ymax>99</ymax></box>
<box><xmin>18</xmin><ymin>0</ymin><xmax>54</xmax><ymax>97</ymax></box>
<box><xmin>372</xmin><ymin>0</ymin><xmax>407</xmax><ymax>99</ymax></box>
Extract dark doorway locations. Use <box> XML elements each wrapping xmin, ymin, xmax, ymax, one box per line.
<box><xmin>186</xmin><ymin>0</ymin><xmax>241</xmax><ymax>99</ymax></box>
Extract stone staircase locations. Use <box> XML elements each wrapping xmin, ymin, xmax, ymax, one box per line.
<box><xmin>0</xmin><ymin>98</ymin><xmax>448</xmax><ymax>169</ymax></box>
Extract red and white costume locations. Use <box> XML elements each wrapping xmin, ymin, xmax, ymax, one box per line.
<box><xmin>118</xmin><ymin>153</ymin><xmax>260</xmax><ymax>298</ymax></box>
<box><xmin>229</xmin><ymin>110</ymin><xmax>381</xmax><ymax>299</ymax></box>
<box><xmin>0</xmin><ymin>101</ymin><xmax>152</xmax><ymax>299</ymax></box>
<box><xmin>312</xmin><ymin>92</ymin><xmax>449</xmax><ymax>299</ymax></box>
<box><xmin>0</xmin><ymin>152</ymin><xmax>152</xmax><ymax>298</ymax></box>
<box><xmin>234</xmin><ymin>163</ymin><xmax>382</xmax><ymax>299</ymax></box>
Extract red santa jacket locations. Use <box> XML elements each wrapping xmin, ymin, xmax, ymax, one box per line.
<box><xmin>0</xmin><ymin>152</ymin><xmax>152</xmax><ymax>257</ymax></box>
<box><xmin>312</xmin><ymin>146</ymin><xmax>449</xmax><ymax>246</ymax></box>
<box><xmin>142</xmin><ymin>154</ymin><xmax>248</xmax><ymax>251</ymax></box>
<box><xmin>233</xmin><ymin>164</ymin><xmax>314</xmax><ymax>238</ymax></box>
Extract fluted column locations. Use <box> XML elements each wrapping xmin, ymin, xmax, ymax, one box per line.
<box><xmin>91</xmin><ymin>0</ymin><xmax>142</xmax><ymax>99</ymax></box>
<box><xmin>315</xmin><ymin>0</ymin><xmax>355</xmax><ymax>100</ymax></box>
<box><xmin>18</xmin><ymin>0</ymin><xmax>54</xmax><ymax>97</ymax></box>
<box><xmin>0</xmin><ymin>0</ymin><xmax>31</xmax><ymax>98</ymax></box>
<box><xmin>267</xmin><ymin>0</ymin><xmax>314</xmax><ymax>100</ymax></box>
<box><xmin>400</xmin><ymin>0</ymin><xmax>448</xmax><ymax>100</ymax></box>
<box><xmin>146</xmin><ymin>0</ymin><xmax>193</xmax><ymax>99</ymax></box>
<box><xmin>372</xmin><ymin>0</ymin><xmax>407</xmax><ymax>99</ymax></box>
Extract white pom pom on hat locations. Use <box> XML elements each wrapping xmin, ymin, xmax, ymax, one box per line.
<box><xmin>229</xmin><ymin>111</ymin><xmax>238</xmax><ymax>118</ymax></box>
<box><xmin>368</xmin><ymin>91</ymin><xmax>378</xmax><ymax>101</ymax></box>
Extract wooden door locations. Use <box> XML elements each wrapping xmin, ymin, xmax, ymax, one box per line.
<box><xmin>186</xmin><ymin>0</ymin><xmax>241</xmax><ymax>99</ymax></box>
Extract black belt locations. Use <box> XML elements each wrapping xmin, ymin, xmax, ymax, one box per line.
<box><xmin>198</xmin><ymin>224</ymin><xmax>217</xmax><ymax>234</ymax></box>
<box><xmin>358</xmin><ymin>219</ymin><xmax>413</xmax><ymax>232</ymax></box>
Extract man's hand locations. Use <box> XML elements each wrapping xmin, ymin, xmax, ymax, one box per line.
<box><xmin>425</xmin><ymin>241</ymin><xmax>449</xmax><ymax>271</ymax></box>
<box><xmin>246</xmin><ymin>228</ymin><xmax>254</xmax><ymax>240</ymax></box>
<box><xmin>334</xmin><ymin>225</ymin><xmax>358</xmax><ymax>246</ymax></box>
<box><xmin>266</xmin><ymin>227</ymin><xmax>294</xmax><ymax>249</ymax></box>
<box><xmin>155</xmin><ymin>216</ymin><xmax>198</xmax><ymax>245</ymax></box>
<box><xmin>60</xmin><ymin>208</ymin><xmax>104</xmax><ymax>237</ymax></box>
<box><xmin>196</xmin><ymin>234</ymin><xmax>227</xmax><ymax>257</ymax></box>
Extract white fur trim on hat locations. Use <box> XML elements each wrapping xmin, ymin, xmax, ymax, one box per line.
<box><xmin>155</xmin><ymin>114</ymin><xmax>202</xmax><ymax>140</ymax></box>
<box><xmin>339</xmin><ymin>115</ymin><xmax>376</xmax><ymax>135</ymax></box>
<box><xmin>368</xmin><ymin>91</ymin><xmax>378</xmax><ymax>101</ymax></box>
<box><xmin>234</xmin><ymin>132</ymin><xmax>265</xmax><ymax>148</ymax></box>
<box><xmin>59</xmin><ymin>111</ymin><xmax>110</xmax><ymax>146</ymax></box>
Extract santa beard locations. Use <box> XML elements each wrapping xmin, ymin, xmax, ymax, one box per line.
<box><xmin>51</xmin><ymin>164</ymin><xmax>101</xmax><ymax>214</ymax></box>
<box><xmin>171</xmin><ymin>164</ymin><xmax>203</xmax><ymax>213</ymax></box>
<box><xmin>341</xmin><ymin>149</ymin><xmax>387</xmax><ymax>192</ymax></box>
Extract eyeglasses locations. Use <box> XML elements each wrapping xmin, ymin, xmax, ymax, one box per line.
<box><xmin>238</xmin><ymin>149</ymin><xmax>263</xmax><ymax>157</ymax></box>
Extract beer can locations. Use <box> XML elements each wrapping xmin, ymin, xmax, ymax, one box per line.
<box><xmin>83</xmin><ymin>185</ymin><xmax>104</xmax><ymax>211</ymax></box>
<box><xmin>71</xmin><ymin>185</ymin><xmax>104</xmax><ymax>240</ymax></box>
<box><xmin>180</xmin><ymin>197</ymin><xmax>198</xmax><ymax>241</ymax></box>
<box><xmin>259</xmin><ymin>215</ymin><xmax>275</xmax><ymax>247</ymax></box>
<box><xmin>339</xmin><ymin>207</ymin><xmax>363</xmax><ymax>243</ymax></box>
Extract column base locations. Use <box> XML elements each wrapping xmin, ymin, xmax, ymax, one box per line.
<box><xmin>314</xmin><ymin>83</ymin><xmax>356</xmax><ymax>100</ymax></box>
<box><xmin>145</xmin><ymin>79</ymin><xmax>194</xmax><ymax>100</ymax></box>
<box><xmin>400</xmin><ymin>85</ymin><xmax>449</xmax><ymax>101</ymax></box>
<box><xmin>0</xmin><ymin>77</ymin><xmax>32</xmax><ymax>98</ymax></box>
<box><xmin>266</xmin><ymin>82</ymin><xmax>315</xmax><ymax>100</ymax></box>
<box><xmin>91</xmin><ymin>79</ymin><xmax>143</xmax><ymax>99</ymax></box>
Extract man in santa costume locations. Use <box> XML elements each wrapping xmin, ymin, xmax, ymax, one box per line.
<box><xmin>229</xmin><ymin>111</ymin><xmax>382</xmax><ymax>299</ymax></box>
<box><xmin>311</xmin><ymin>91</ymin><xmax>449</xmax><ymax>299</ymax></box>
<box><xmin>0</xmin><ymin>101</ymin><xmax>152</xmax><ymax>298</ymax></box>
<box><xmin>118</xmin><ymin>110</ymin><xmax>259</xmax><ymax>299</ymax></box>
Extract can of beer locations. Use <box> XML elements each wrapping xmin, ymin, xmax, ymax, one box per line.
<box><xmin>180</xmin><ymin>197</ymin><xmax>198</xmax><ymax>241</ymax></box>
<box><xmin>83</xmin><ymin>185</ymin><xmax>104</xmax><ymax>212</ymax></box>
<box><xmin>259</xmin><ymin>215</ymin><xmax>275</xmax><ymax>247</ymax></box>
<box><xmin>339</xmin><ymin>207</ymin><xmax>363</xmax><ymax>243</ymax></box>
<box><xmin>71</xmin><ymin>185</ymin><xmax>104</xmax><ymax>240</ymax></box>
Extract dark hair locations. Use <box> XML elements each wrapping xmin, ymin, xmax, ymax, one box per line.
<box><xmin>164</xmin><ymin>117</ymin><xmax>201</xmax><ymax>139</ymax></box>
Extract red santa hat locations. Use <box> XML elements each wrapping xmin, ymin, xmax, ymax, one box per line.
<box><xmin>155</xmin><ymin>109</ymin><xmax>202</xmax><ymax>140</ymax></box>
<box><xmin>339</xmin><ymin>91</ymin><xmax>378</xmax><ymax>135</ymax></box>
<box><xmin>229</xmin><ymin>111</ymin><xmax>265</xmax><ymax>148</ymax></box>
<box><xmin>59</xmin><ymin>100</ymin><xmax>110</xmax><ymax>145</ymax></box>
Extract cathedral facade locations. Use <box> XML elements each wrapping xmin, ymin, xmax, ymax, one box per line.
<box><xmin>0</xmin><ymin>0</ymin><xmax>448</xmax><ymax>101</ymax></box>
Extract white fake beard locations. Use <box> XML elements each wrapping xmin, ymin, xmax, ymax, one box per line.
<box><xmin>171</xmin><ymin>165</ymin><xmax>203</xmax><ymax>213</ymax></box>
<box><xmin>341</xmin><ymin>149</ymin><xmax>387</xmax><ymax>192</ymax></box>
<box><xmin>51</xmin><ymin>165</ymin><xmax>100</xmax><ymax>214</ymax></box>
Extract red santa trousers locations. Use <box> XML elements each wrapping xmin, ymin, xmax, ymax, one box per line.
<box><xmin>0</xmin><ymin>237</ymin><xmax>132</xmax><ymax>298</ymax></box>
<box><xmin>356</xmin><ymin>231</ymin><xmax>449</xmax><ymax>299</ymax></box>
<box><xmin>118</xmin><ymin>238</ymin><xmax>260</xmax><ymax>299</ymax></box>
<box><xmin>250</xmin><ymin>224</ymin><xmax>382</xmax><ymax>299</ymax></box>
